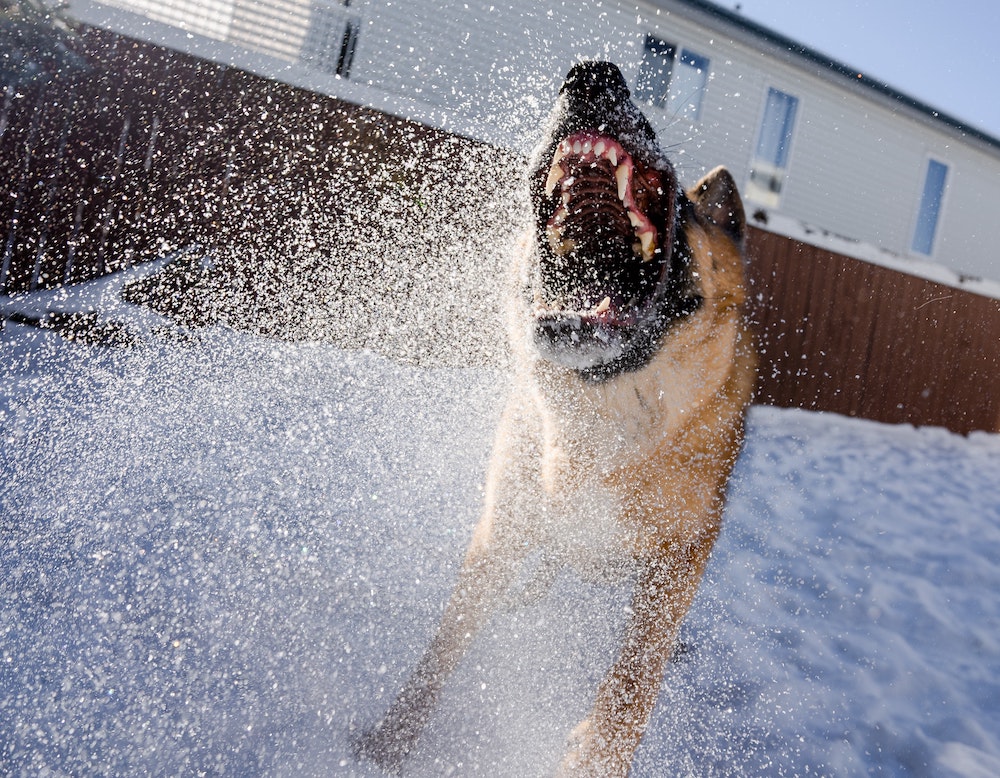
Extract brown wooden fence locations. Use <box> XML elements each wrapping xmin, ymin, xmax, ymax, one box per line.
<box><xmin>0</xmin><ymin>26</ymin><xmax>466</xmax><ymax>294</ymax></box>
<box><xmin>745</xmin><ymin>228</ymin><xmax>1000</xmax><ymax>434</ymax></box>
<box><xmin>1</xmin><ymin>29</ymin><xmax>226</xmax><ymax>290</ymax></box>
<box><xmin>2</xmin><ymin>27</ymin><xmax>999</xmax><ymax>434</ymax></box>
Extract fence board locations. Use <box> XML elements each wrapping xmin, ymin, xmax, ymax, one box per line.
<box><xmin>745</xmin><ymin>227</ymin><xmax>1000</xmax><ymax>434</ymax></box>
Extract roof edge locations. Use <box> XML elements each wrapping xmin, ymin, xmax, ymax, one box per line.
<box><xmin>665</xmin><ymin>0</ymin><xmax>1000</xmax><ymax>154</ymax></box>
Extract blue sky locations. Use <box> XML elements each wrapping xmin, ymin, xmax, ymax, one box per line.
<box><xmin>735</xmin><ymin>0</ymin><xmax>1000</xmax><ymax>139</ymax></box>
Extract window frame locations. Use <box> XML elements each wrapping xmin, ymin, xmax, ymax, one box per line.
<box><xmin>910</xmin><ymin>157</ymin><xmax>949</xmax><ymax>256</ymax></box>
<box><xmin>745</xmin><ymin>86</ymin><xmax>801</xmax><ymax>208</ymax></box>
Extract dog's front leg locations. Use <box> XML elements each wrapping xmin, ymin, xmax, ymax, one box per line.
<box><xmin>355</xmin><ymin>518</ymin><xmax>525</xmax><ymax>773</ymax></box>
<box><xmin>557</xmin><ymin>533</ymin><xmax>717</xmax><ymax>777</ymax></box>
<box><xmin>356</xmin><ymin>400</ymin><xmax>539</xmax><ymax>772</ymax></box>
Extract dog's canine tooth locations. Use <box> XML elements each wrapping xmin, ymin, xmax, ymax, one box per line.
<box><xmin>545</xmin><ymin>162</ymin><xmax>564</xmax><ymax>196</ymax></box>
<box><xmin>594</xmin><ymin>296</ymin><xmax>611</xmax><ymax>314</ymax></box>
<box><xmin>545</xmin><ymin>144</ymin><xmax>569</xmax><ymax>195</ymax></box>
<box><xmin>638</xmin><ymin>229</ymin><xmax>656</xmax><ymax>262</ymax></box>
<box><xmin>616</xmin><ymin>164</ymin><xmax>629</xmax><ymax>203</ymax></box>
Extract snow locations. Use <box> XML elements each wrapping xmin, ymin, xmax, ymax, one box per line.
<box><xmin>752</xmin><ymin>210</ymin><xmax>1000</xmax><ymax>301</ymax></box>
<box><xmin>0</xmin><ymin>248</ymin><xmax>192</xmax><ymax>338</ymax></box>
<box><xmin>2</xmin><ymin>283</ymin><xmax>1000</xmax><ymax>776</ymax></box>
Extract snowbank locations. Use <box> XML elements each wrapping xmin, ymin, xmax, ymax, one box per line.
<box><xmin>1</xmin><ymin>317</ymin><xmax>998</xmax><ymax>776</ymax></box>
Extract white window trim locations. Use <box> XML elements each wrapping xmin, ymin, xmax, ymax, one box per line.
<box><xmin>907</xmin><ymin>154</ymin><xmax>951</xmax><ymax>258</ymax></box>
<box><xmin>744</xmin><ymin>84</ymin><xmax>802</xmax><ymax>209</ymax></box>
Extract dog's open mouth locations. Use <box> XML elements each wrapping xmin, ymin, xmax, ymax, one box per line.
<box><xmin>523</xmin><ymin>61</ymin><xmax>698</xmax><ymax>376</ymax></box>
<box><xmin>534</xmin><ymin>131</ymin><xmax>674</xmax><ymax>331</ymax></box>
<box><xmin>544</xmin><ymin>132</ymin><xmax>661</xmax><ymax>267</ymax></box>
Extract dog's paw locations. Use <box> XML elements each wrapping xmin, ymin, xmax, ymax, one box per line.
<box><xmin>556</xmin><ymin>718</ymin><xmax>629</xmax><ymax>778</ymax></box>
<box><xmin>352</xmin><ymin>720</ymin><xmax>410</xmax><ymax>776</ymax></box>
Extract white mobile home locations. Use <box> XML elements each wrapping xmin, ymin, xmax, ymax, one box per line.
<box><xmin>68</xmin><ymin>0</ymin><xmax>1000</xmax><ymax>283</ymax></box>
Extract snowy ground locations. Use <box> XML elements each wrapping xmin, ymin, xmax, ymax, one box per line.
<box><xmin>2</xmin><ymin>281</ymin><xmax>1000</xmax><ymax>776</ymax></box>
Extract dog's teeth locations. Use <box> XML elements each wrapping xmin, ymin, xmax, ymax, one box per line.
<box><xmin>628</xmin><ymin>211</ymin><xmax>643</xmax><ymax>228</ymax></box>
<box><xmin>550</xmin><ymin>145</ymin><xmax>567</xmax><ymax>170</ymax></box>
<box><xmin>616</xmin><ymin>165</ymin><xmax>629</xmax><ymax>202</ymax></box>
<box><xmin>639</xmin><ymin>230</ymin><xmax>656</xmax><ymax>262</ymax></box>
<box><xmin>594</xmin><ymin>140</ymin><xmax>606</xmax><ymax>157</ymax></box>
<box><xmin>572</xmin><ymin>140</ymin><xmax>582</xmax><ymax>155</ymax></box>
<box><xmin>546</xmin><ymin>224</ymin><xmax>563</xmax><ymax>252</ymax></box>
<box><xmin>545</xmin><ymin>162</ymin><xmax>564</xmax><ymax>196</ymax></box>
<box><xmin>594</xmin><ymin>296</ymin><xmax>611</xmax><ymax>314</ymax></box>
<box><xmin>607</xmin><ymin>147</ymin><xmax>618</xmax><ymax>166</ymax></box>
<box><xmin>582</xmin><ymin>139</ymin><xmax>593</xmax><ymax>155</ymax></box>
<box><xmin>546</xmin><ymin>223</ymin><xmax>575</xmax><ymax>257</ymax></box>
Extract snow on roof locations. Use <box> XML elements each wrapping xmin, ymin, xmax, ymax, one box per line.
<box><xmin>751</xmin><ymin>208</ymin><xmax>1000</xmax><ymax>301</ymax></box>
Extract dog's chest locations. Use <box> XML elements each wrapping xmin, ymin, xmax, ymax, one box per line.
<box><xmin>537</xmin><ymin>374</ymin><xmax>691</xmax><ymax>470</ymax></box>
<box><xmin>534</xmin><ymin>472</ymin><xmax>634</xmax><ymax>581</ymax></box>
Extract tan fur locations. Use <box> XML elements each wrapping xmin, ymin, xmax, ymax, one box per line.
<box><xmin>357</xmin><ymin>166</ymin><xmax>757</xmax><ymax>776</ymax></box>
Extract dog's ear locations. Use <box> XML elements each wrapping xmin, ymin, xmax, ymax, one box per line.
<box><xmin>688</xmin><ymin>166</ymin><xmax>746</xmax><ymax>246</ymax></box>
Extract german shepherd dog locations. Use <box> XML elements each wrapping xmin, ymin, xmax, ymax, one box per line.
<box><xmin>357</xmin><ymin>61</ymin><xmax>756</xmax><ymax>776</ymax></box>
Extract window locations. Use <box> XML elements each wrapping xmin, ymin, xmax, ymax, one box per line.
<box><xmin>635</xmin><ymin>35</ymin><xmax>675</xmax><ymax>108</ymax></box>
<box><xmin>911</xmin><ymin>159</ymin><xmax>948</xmax><ymax>255</ymax></box>
<box><xmin>746</xmin><ymin>87</ymin><xmax>799</xmax><ymax>207</ymax></box>
<box><xmin>302</xmin><ymin>1</ymin><xmax>360</xmax><ymax>78</ymax></box>
<box><xmin>634</xmin><ymin>35</ymin><xmax>709</xmax><ymax>121</ymax></box>
<box><xmin>672</xmin><ymin>49</ymin><xmax>709</xmax><ymax>121</ymax></box>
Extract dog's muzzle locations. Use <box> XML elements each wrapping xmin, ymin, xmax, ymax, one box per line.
<box><xmin>525</xmin><ymin>61</ymin><xmax>692</xmax><ymax>376</ymax></box>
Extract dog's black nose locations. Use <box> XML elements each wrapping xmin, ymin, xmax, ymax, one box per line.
<box><xmin>561</xmin><ymin>61</ymin><xmax>630</xmax><ymax>101</ymax></box>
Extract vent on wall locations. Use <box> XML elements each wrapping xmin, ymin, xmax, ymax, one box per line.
<box><xmin>301</xmin><ymin>0</ymin><xmax>360</xmax><ymax>78</ymax></box>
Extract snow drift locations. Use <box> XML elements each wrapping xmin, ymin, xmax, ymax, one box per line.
<box><xmin>1</xmin><ymin>309</ymin><xmax>999</xmax><ymax>776</ymax></box>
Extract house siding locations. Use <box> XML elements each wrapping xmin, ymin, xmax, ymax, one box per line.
<box><xmin>228</xmin><ymin>0</ymin><xmax>312</xmax><ymax>62</ymax></box>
